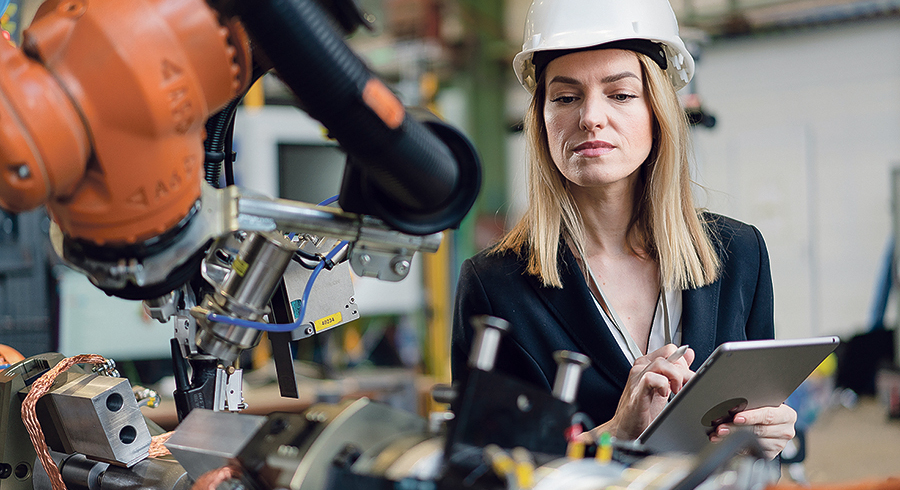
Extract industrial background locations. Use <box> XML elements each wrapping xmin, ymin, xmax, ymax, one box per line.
<box><xmin>2</xmin><ymin>0</ymin><xmax>900</xmax><ymax>484</ymax></box>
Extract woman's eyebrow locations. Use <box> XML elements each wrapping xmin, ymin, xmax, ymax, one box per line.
<box><xmin>547</xmin><ymin>75</ymin><xmax>581</xmax><ymax>86</ymax></box>
<box><xmin>602</xmin><ymin>71</ymin><xmax>640</xmax><ymax>84</ymax></box>
<box><xmin>548</xmin><ymin>71</ymin><xmax>641</xmax><ymax>87</ymax></box>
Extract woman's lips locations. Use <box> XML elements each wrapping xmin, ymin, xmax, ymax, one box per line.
<box><xmin>572</xmin><ymin>140</ymin><xmax>615</xmax><ymax>157</ymax></box>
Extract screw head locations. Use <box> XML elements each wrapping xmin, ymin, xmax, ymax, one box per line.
<box><xmin>15</xmin><ymin>165</ymin><xmax>30</xmax><ymax>179</ymax></box>
<box><xmin>392</xmin><ymin>259</ymin><xmax>410</xmax><ymax>276</ymax></box>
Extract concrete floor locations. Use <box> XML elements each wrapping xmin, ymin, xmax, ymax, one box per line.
<box><xmin>800</xmin><ymin>397</ymin><xmax>900</xmax><ymax>483</ymax></box>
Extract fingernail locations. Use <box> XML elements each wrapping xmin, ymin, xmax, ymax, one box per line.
<box><xmin>719</xmin><ymin>426</ymin><xmax>730</xmax><ymax>435</ymax></box>
<box><xmin>734</xmin><ymin>416</ymin><xmax>746</xmax><ymax>424</ymax></box>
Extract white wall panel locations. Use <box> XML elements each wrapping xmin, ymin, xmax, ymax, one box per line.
<box><xmin>692</xmin><ymin>18</ymin><xmax>900</xmax><ymax>339</ymax></box>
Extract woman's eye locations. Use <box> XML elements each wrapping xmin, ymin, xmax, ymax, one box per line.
<box><xmin>550</xmin><ymin>95</ymin><xmax>578</xmax><ymax>104</ymax></box>
<box><xmin>611</xmin><ymin>93</ymin><xmax>637</xmax><ymax>102</ymax></box>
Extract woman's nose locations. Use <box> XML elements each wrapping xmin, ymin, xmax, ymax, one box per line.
<box><xmin>579</xmin><ymin>96</ymin><xmax>608</xmax><ymax>131</ymax></box>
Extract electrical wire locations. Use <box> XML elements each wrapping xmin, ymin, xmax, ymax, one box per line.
<box><xmin>191</xmin><ymin>465</ymin><xmax>242</xmax><ymax>490</ymax></box>
<box><xmin>22</xmin><ymin>354</ymin><xmax>107</xmax><ymax>490</ymax></box>
<box><xmin>207</xmin><ymin>240</ymin><xmax>349</xmax><ymax>332</ymax></box>
<box><xmin>21</xmin><ymin>354</ymin><xmax>175</xmax><ymax>490</ymax></box>
<box><xmin>318</xmin><ymin>194</ymin><xmax>339</xmax><ymax>206</ymax></box>
<box><xmin>149</xmin><ymin>431</ymin><xmax>173</xmax><ymax>457</ymax></box>
<box><xmin>291</xmin><ymin>254</ymin><xmax>320</xmax><ymax>270</ymax></box>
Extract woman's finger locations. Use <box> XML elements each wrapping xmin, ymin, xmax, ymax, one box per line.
<box><xmin>733</xmin><ymin>404</ymin><xmax>797</xmax><ymax>427</ymax></box>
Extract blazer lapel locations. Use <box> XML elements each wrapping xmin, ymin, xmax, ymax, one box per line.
<box><xmin>681</xmin><ymin>281</ymin><xmax>720</xmax><ymax>370</ymax></box>
<box><xmin>530</xmin><ymin>247</ymin><xmax>633</xmax><ymax>391</ymax></box>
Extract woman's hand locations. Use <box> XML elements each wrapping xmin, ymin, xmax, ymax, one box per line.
<box><xmin>581</xmin><ymin>344</ymin><xmax>695</xmax><ymax>442</ymax></box>
<box><xmin>709</xmin><ymin>403</ymin><xmax>797</xmax><ymax>460</ymax></box>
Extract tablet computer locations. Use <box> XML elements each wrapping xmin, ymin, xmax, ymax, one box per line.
<box><xmin>638</xmin><ymin>336</ymin><xmax>839</xmax><ymax>454</ymax></box>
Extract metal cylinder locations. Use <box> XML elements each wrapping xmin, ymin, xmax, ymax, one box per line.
<box><xmin>197</xmin><ymin>232</ymin><xmax>296</xmax><ymax>363</ymax></box>
<box><xmin>430</xmin><ymin>383</ymin><xmax>457</xmax><ymax>405</ymax></box>
<box><xmin>217</xmin><ymin>232</ymin><xmax>297</xmax><ymax>317</ymax></box>
<box><xmin>551</xmin><ymin>350</ymin><xmax>591</xmax><ymax>403</ymax></box>
<box><xmin>467</xmin><ymin>315</ymin><xmax>510</xmax><ymax>372</ymax></box>
<box><xmin>33</xmin><ymin>452</ymin><xmax>191</xmax><ymax>490</ymax></box>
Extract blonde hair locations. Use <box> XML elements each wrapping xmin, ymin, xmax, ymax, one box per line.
<box><xmin>494</xmin><ymin>51</ymin><xmax>720</xmax><ymax>290</ymax></box>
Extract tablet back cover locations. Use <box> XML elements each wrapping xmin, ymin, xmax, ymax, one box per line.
<box><xmin>638</xmin><ymin>336</ymin><xmax>839</xmax><ymax>454</ymax></box>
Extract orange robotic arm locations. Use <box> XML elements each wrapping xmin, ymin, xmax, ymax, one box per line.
<box><xmin>0</xmin><ymin>0</ymin><xmax>250</xmax><ymax>246</ymax></box>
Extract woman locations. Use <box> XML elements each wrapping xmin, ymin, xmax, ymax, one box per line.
<box><xmin>451</xmin><ymin>0</ymin><xmax>796</xmax><ymax>460</ymax></box>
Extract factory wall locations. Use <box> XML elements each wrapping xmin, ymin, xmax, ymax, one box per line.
<box><xmin>690</xmin><ymin>17</ymin><xmax>900</xmax><ymax>340</ymax></box>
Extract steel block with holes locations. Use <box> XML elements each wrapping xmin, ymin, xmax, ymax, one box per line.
<box><xmin>39</xmin><ymin>372</ymin><xmax>151</xmax><ymax>467</ymax></box>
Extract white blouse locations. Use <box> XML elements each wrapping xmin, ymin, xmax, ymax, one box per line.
<box><xmin>587</xmin><ymin>266</ymin><xmax>683</xmax><ymax>364</ymax></box>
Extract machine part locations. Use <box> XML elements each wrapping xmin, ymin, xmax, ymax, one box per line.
<box><xmin>212</xmin><ymin>232</ymin><xmax>295</xmax><ymax>321</ymax></box>
<box><xmin>213</xmin><ymin>368</ymin><xmax>245</xmax><ymax>412</ymax></box>
<box><xmin>201</xmin><ymin>232</ymin><xmax>245</xmax><ymax>289</ymax></box>
<box><xmin>0</xmin><ymin>0</ymin><xmax>251</xmax><ymax>244</ymax></box>
<box><xmin>269</xmin><ymin>284</ymin><xmax>299</xmax><ymax>399</ymax></box>
<box><xmin>144</xmin><ymin>292</ymin><xmax>178</xmax><ymax>324</ymax></box>
<box><xmin>21</xmin><ymin>354</ymin><xmax>110</xmax><ymax>490</ymax></box>
<box><xmin>133</xmin><ymin>385</ymin><xmax>160</xmax><ymax>409</ymax></box>
<box><xmin>512</xmin><ymin>0</ymin><xmax>694</xmax><ymax>91</ymax></box>
<box><xmin>164</xmin><ymin>409</ymin><xmax>267</xmax><ymax>481</ymax></box>
<box><xmin>427</xmin><ymin>412</ymin><xmax>455</xmax><ymax>436</ymax></box>
<box><xmin>195</xmin><ymin>231</ymin><xmax>296</xmax><ymax>364</ymax></box>
<box><xmin>282</xmin><ymin>241</ymin><xmax>359</xmax><ymax>339</ymax></box>
<box><xmin>49</xmin><ymin>184</ymin><xmax>227</xmax><ymax>300</ymax></box>
<box><xmin>446</xmin><ymin>367</ymin><xmax>576</xmax><ymax>458</ymax></box>
<box><xmin>237</xmin><ymin>197</ymin><xmax>442</xmax><ymax>282</ymax></box>
<box><xmin>446</xmin><ymin>316</ymin><xmax>577</xmax><ymax>459</ymax></box>
<box><xmin>54</xmin><ymin>182</ymin><xmax>443</xmax><ymax>299</ymax></box>
<box><xmin>551</xmin><ymin>351</ymin><xmax>591</xmax><ymax>404</ymax></box>
<box><xmin>530</xmin><ymin>458</ymin><xmax>627</xmax><ymax>490</ymax></box>
<box><xmin>348</xmin><ymin>246</ymin><xmax>415</xmax><ymax>282</ymax></box>
<box><xmin>216</xmin><ymin>0</ymin><xmax>482</xmax><ymax>236</ymax></box>
<box><xmin>430</xmin><ymin>384</ymin><xmax>457</xmax><ymax>406</ymax></box>
<box><xmin>91</xmin><ymin>359</ymin><xmax>120</xmax><ymax>379</ymax></box>
<box><xmin>237</xmin><ymin>398</ymin><xmax>426</xmax><ymax>490</ymax></box>
<box><xmin>171</xmin><ymin>352</ymin><xmax>219</xmax><ymax>423</ymax></box>
<box><xmin>173</xmin><ymin>287</ymin><xmax>202</xmax><ymax>358</ymax></box>
<box><xmin>338</xmin><ymin>115</ymin><xmax>482</xmax><ymax>236</ymax></box>
<box><xmin>363</xmin><ymin>436</ymin><xmax>444</xmax><ymax>482</ymax></box>
<box><xmin>0</xmin><ymin>353</ymin><xmax>79</xmax><ymax>490</ymax></box>
<box><xmin>38</xmin><ymin>371</ymin><xmax>151</xmax><ymax>467</ymax></box>
<box><xmin>467</xmin><ymin>316</ymin><xmax>510</xmax><ymax>372</ymax></box>
<box><xmin>32</xmin><ymin>451</ymin><xmax>192</xmax><ymax>490</ymax></box>
<box><xmin>670</xmin><ymin>430</ymin><xmax>774</xmax><ymax>490</ymax></box>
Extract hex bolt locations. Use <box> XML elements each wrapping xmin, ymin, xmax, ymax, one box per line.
<box><xmin>467</xmin><ymin>315</ymin><xmax>510</xmax><ymax>372</ymax></box>
<box><xmin>359</xmin><ymin>253</ymin><xmax>371</xmax><ymax>264</ymax></box>
<box><xmin>552</xmin><ymin>350</ymin><xmax>591</xmax><ymax>403</ymax></box>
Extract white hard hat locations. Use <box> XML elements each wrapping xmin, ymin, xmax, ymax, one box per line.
<box><xmin>513</xmin><ymin>0</ymin><xmax>695</xmax><ymax>92</ymax></box>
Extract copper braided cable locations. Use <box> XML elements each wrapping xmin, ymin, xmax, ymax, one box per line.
<box><xmin>191</xmin><ymin>465</ymin><xmax>242</xmax><ymax>490</ymax></box>
<box><xmin>21</xmin><ymin>354</ymin><xmax>107</xmax><ymax>490</ymax></box>
<box><xmin>149</xmin><ymin>431</ymin><xmax>174</xmax><ymax>458</ymax></box>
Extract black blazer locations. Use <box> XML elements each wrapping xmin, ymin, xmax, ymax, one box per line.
<box><xmin>451</xmin><ymin>213</ymin><xmax>775</xmax><ymax>427</ymax></box>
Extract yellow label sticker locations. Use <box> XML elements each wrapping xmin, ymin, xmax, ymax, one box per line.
<box><xmin>314</xmin><ymin>312</ymin><xmax>343</xmax><ymax>331</ymax></box>
<box><xmin>232</xmin><ymin>258</ymin><xmax>249</xmax><ymax>277</ymax></box>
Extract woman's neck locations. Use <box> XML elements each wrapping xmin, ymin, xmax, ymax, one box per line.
<box><xmin>568</xmin><ymin>179</ymin><xmax>640</xmax><ymax>258</ymax></box>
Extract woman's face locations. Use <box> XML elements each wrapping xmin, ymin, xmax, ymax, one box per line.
<box><xmin>543</xmin><ymin>49</ymin><xmax>654</xmax><ymax>191</ymax></box>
